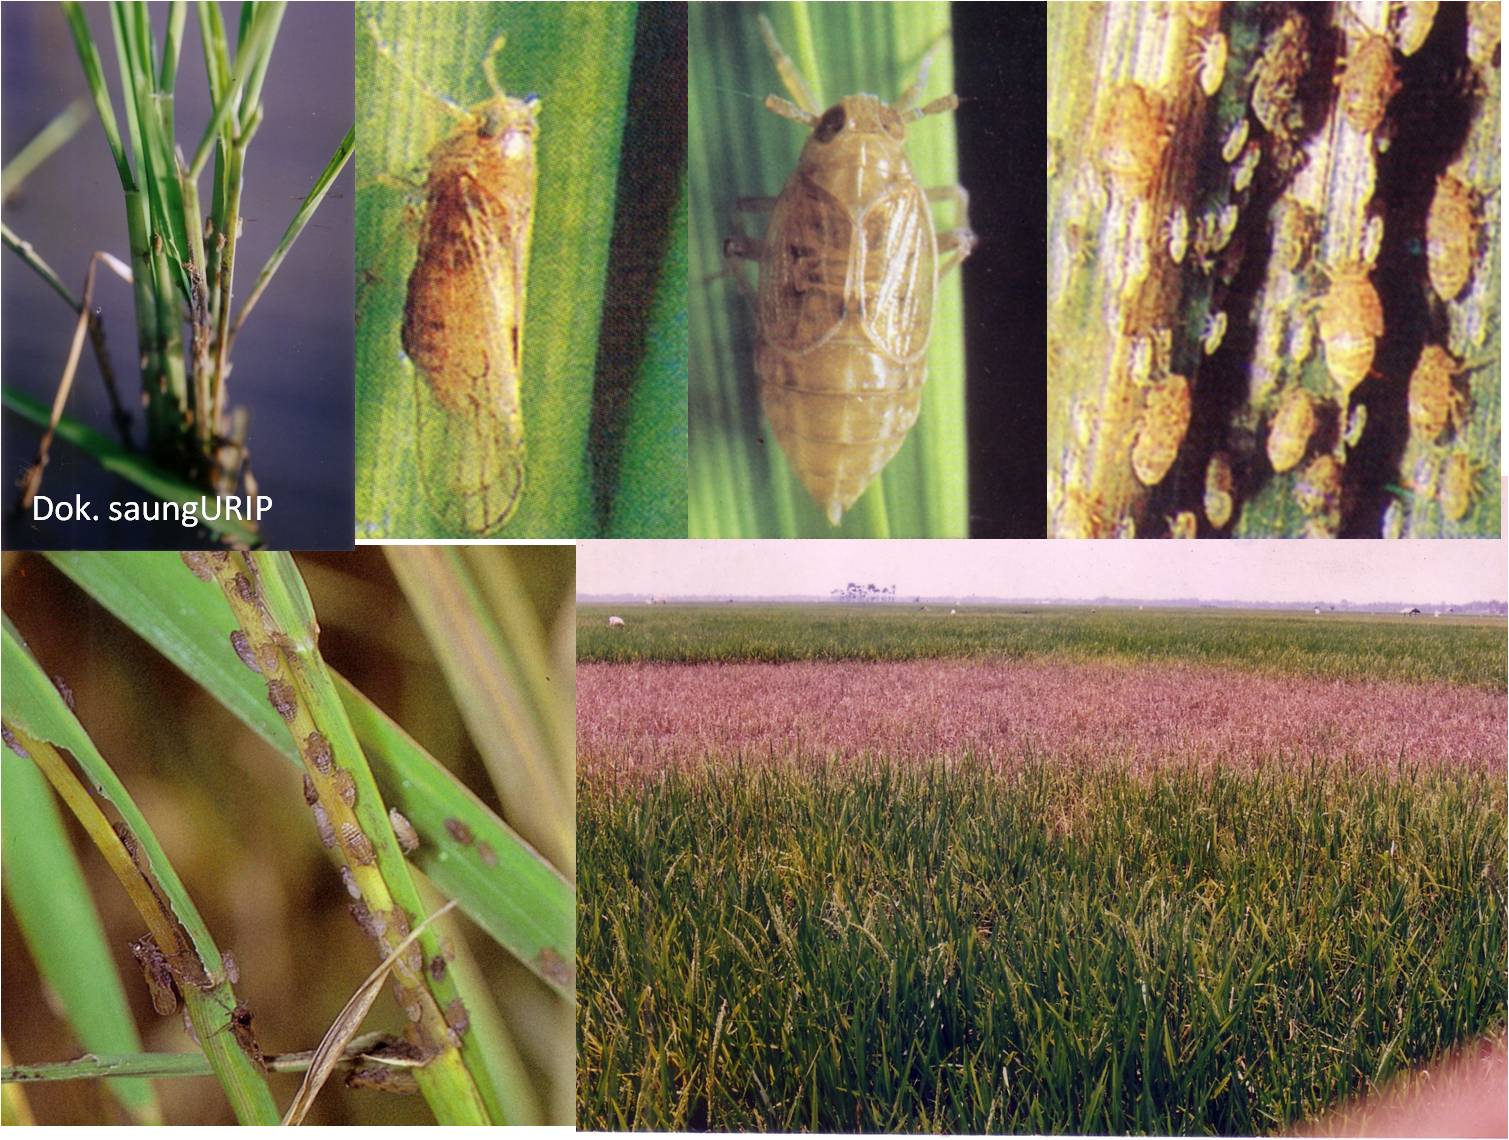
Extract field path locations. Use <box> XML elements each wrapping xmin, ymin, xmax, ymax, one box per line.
<box><xmin>579</xmin><ymin>659</ymin><xmax>1507</xmax><ymax>775</ymax></box>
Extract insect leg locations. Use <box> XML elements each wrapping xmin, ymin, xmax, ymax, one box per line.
<box><xmin>757</xmin><ymin>14</ymin><xmax>822</xmax><ymax>116</ymax></box>
<box><xmin>721</xmin><ymin>197</ymin><xmax>777</xmax><ymax>306</ymax></box>
<box><xmin>925</xmin><ymin>185</ymin><xmax>976</xmax><ymax>279</ymax></box>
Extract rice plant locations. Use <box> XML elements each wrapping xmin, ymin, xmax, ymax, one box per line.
<box><xmin>578</xmin><ymin>605</ymin><xmax>1507</xmax><ymax>1131</ymax></box>
<box><xmin>1</xmin><ymin>549</ymin><xmax>575</xmax><ymax>1124</ymax></box>
<box><xmin>1</xmin><ymin>2</ymin><xmax>354</xmax><ymax>547</ymax></box>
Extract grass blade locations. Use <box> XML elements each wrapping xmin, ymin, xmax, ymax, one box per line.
<box><xmin>0</xmin><ymin>624</ymin><xmax>278</xmax><ymax>1125</ymax></box>
<box><xmin>0</xmin><ymin>390</ymin><xmax>259</xmax><ymax>546</ymax></box>
<box><xmin>1</xmin><ymin>748</ymin><xmax>162</xmax><ymax>1124</ymax></box>
<box><xmin>386</xmin><ymin>548</ymin><xmax>573</xmax><ymax>874</ymax></box>
<box><xmin>229</xmin><ymin>124</ymin><xmax>355</xmax><ymax>338</ymax></box>
<box><xmin>0</xmin><ymin>96</ymin><xmax>92</xmax><ymax>200</ymax></box>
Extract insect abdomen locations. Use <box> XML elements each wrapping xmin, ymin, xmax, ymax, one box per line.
<box><xmin>756</xmin><ymin>339</ymin><xmax>926</xmax><ymax>525</ymax></box>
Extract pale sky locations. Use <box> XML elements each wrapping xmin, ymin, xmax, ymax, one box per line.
<box><xmin>579</xmin><ymin>540</ymin><xmax>1508</xmax><ymax>605</ymax></box>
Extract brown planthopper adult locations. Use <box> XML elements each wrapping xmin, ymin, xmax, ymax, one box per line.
<box><xmin>723</xmin><ymin>16</ymin><xmax>975</xmax><ymax>527</ymax></box>
<box><xmin>362</xmin><ymin>15</ymin><xmax>538</xmax><ymax>536</ymax></box>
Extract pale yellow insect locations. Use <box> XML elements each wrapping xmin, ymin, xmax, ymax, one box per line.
<box><xmin>1426</xmin><ymin>173</ymin><xmax>1480</xmax><ymax>302</ymax></box>
<box><xmin>725</xmin><ymin>16</ymin><xmax>974</xmax><ymax>525</ymax></box>
<box><xmin>1164</xmin><ymin>204</ymin><xmax>1190</xmax><ymax>265</ymax></box>
<box><xmin>1381</xmin><ymin>496</ymin><xmax>1406</xmax><ymax>538</ymax></box>
<box><xmin>1130</xmin><ymin>373</ymin><xmax>1192</xmax><ymax>487</ymax></box>
<box><xmin>1438</xmin><ymin>449</ymin><xmax>1485</xmax><ymax>522</ymax></box>
<box><xmin>1315</xmin><ymin>261</ymin><xmax>1384</xmax><ymax>400</ymax></box>
<box><xmin>1360</xmin><ymin>213</ymin><xmax>1385</xmax><ymax>268</ymax></box>
<box><xmin>1188</xmin><ymin>31</ymin><xmax>1229</xmax><ymax>97</ymax></box>
<box><xmin>1095</xmin><ymin>82</ymin><xmax>1172</xmax><ymax>201</ymax></box>
<box><xmin>1221</xmin><ymin>116</ymin><xmax>1250</xmax><ymax>164</ymax></box>
<box><xmin>1266</xmin><ymin>386</ymin><xmax>1315</xmax><ymax>473</ymax></box>
<box><xmin>1343</xmin><ymin>402</ymin><xmax>1368</xmax><ymax>448</ymax></box>
<box><xmin>1407</xmin><ymin>344</ymin><xmax>1469</xmax><ymax>442</ymax></box>
<box><xmin>1231</xmin><ymin>141</ymin><xmax>1260</xmax><ymax>193</ymax></box>
<box><xmin>1335</xmin><ymin>20</ymin><xmax>1401</xmax><ymax>135</ymax></box>
<box><xmin>1204</xmin><ymin>451</ymin><xmax>1234</xmax><ymax>529</ymax></box>
<box><xmin>1202</xmin><ymin>310</ymin><xmax>1227</xmax><ymax>355</ymax></box>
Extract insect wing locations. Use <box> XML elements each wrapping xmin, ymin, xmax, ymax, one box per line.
<box><xmin>404</xmin><ymin>175</ymin><xmax>531</xmax><ymax>535</ymax></box>
<box><xmin>860</xmin><ymin>181</ymin><xmax>936</xmax><ymax>362</ymax></box>
<box><xmin>758</xmin><ymin>178</ymin><xmax>851</xmax><ymax>352</ymax></box>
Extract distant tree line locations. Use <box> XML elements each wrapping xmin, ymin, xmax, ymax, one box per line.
<box><xmin>831</xmin><ymin>583</ymin><xmax>898</xmax><ymax>604</ymax></box>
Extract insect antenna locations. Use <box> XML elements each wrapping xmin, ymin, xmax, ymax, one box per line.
<box><xmin>363</xmin><ymin>13</ymin><xmax>469</xmax><ymax>123</ymax></box>
<box><xmin>481</xmin><ymin>34</ymin><xmax>511</xmax><ymax>102</ymax></box>
<box><xmin>894</xmin><ymin>29</ymin><xmax>951</xmax><ymax>113</ymax></box>
<box><xmin>764</xmin><ymin>94</ymin><xmax>818</xmax><ymax>127</ymax></box>
<box><xmin>901</xmin><ymin>93</ymin><xmax>960</xmax><ymax>124</ymax></box>
<box><xmin>757</xmin><ymin>14</ymin><xmax>822</xmax><ymax>116</ymax></box>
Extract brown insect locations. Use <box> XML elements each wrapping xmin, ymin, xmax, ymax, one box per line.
<box><xmin>340</xmin><ymin>821</ymin><xmax>376</xmax><ymax>866</ymax></box>
<box><xmin>1407</xmin><ymin>344</ymin><xmax>1469</xmax><ymax>441</ymax></box>
<box><xmin>266</xmin><ymin>679</ymin><xmax>298</xmax><ymax>723</ymax></box>
<box><xmin>225</xmin><ymin>1003</ymin><xmax>265</xmax><ymax>1072</ymax></box>
<box><xmin>1204</xmin><ymin>451</ymin><xmax>1235</xmax><ymax>529</ymax></box>
<box><xmin>304</xmin><ymin>730</ymin><xmax>333</xmax><ymax>775</ymax></box>
<box><xmin>389</xmin><ymin>807</ymin><xmax>421</xmax><ymax>854</ymax></box>
<box><xmin>1426</xmin><ymin>173</ymin><xmax>1480</xmax><ymax>302</ymax></box>
<box><xmin>366</xmin><ymin>18</ymin><xmax>537</xmax><ymax>535</ymax></box>
<box><xmin>724</xmin><ymin>15</ymin><xmax>975</xmax><ymax>526</ymax></box>
<box><xmin>1271</xmin><ymin>197</ymin><xmax>1317</xmax><ymax>273</ymax></box>
<box><xmin>131</xmin><ymin>934</ymin><xmax>181</xmax><ymax>1016</ymax></box>
<box><xmin>1130</xmin><ymin>373</ymin><xmax>1192</xmax><ymax>487</ymax></box>
<box><xmin>1438</xmin><ymin>449</ymin><xmax>1485</xmax><ymax>522</ymax></box>
<box><xmin>229</xmin><ymin>630</ymin><xmax>261</xmax><ymax>674</ymax></box>
<box><xmin>1095</xmin><ymin>81</ymin><xmax>1172</xmax><ymax>201</ymax></box>
<box><xmin>1314</xmin><ymin>261</ymin><xmax>1383</xmax><ymax>401</ymax></box>
<box><xmin>332</xmin><ymin>768</ymin><xmax>358</xmax><ymax>808</ymax></box>
<box><xmin>1266</xmin><ymin>387</ymin><xmax>1316</xmax><ymax>473</ymax></box>
<box><xmin>1335</xmin><ymin>20</ymin><xmax>1401</xmax><ymax>135</ymax></box>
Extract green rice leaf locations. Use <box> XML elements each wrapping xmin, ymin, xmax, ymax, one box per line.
<box><xmin>1</xmin><ymin>748</ymin><xmax>162</xmax><ymax>1124</ymax></box>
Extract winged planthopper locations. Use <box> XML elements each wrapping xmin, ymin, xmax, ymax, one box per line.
<box><xmin>723</xmin><ymin>14</ymin><xmax>975</xmax><ymax>528</ymax></box>
<box><xmin>360</xmin><ymin>13</ymin><xmax>538</xmax><ymax>536</ymax></box>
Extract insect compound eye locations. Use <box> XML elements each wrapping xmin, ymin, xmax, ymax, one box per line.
<box><xmin>814</xmin><ymin>105</ymin><xmax>846</xmax><ymax>143</ymax></box>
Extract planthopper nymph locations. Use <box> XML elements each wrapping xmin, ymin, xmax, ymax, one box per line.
<box><xmin>364</xmin><ymin>16</ymin><xmax>538</xmax><ymax>536</ymax></box>
<box><xmin>724</xmin><ymin>16</ymin><xmax>975</xmax><ymax>526</ymax></box>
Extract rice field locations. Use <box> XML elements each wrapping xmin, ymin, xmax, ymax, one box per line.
<box><xmin>577</xmin><ymin>606</ymin><xmax>1507</xmax><ymax>1133</ymax></box>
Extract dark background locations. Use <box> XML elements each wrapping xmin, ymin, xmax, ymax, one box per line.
<box><xmin>1</xmin><ymin>3</ymin><xmax>355</xmax><ymax>551</ymax></box>
<box><xmin>953</xmin><ymin>2</ymin><xmax>1047</xmax><ymax>538</ymax></box>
